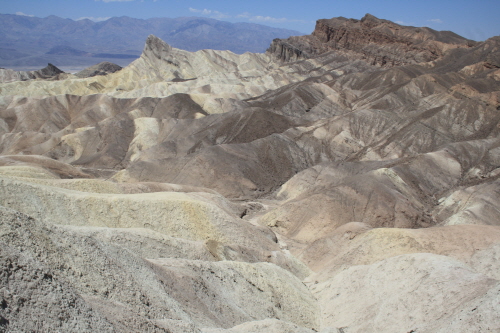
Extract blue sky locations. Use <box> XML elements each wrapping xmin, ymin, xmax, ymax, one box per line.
<box><xmin>2</xmin><ymin>0</ymin><xmax>500</xmax><ymax>41</ymax></box>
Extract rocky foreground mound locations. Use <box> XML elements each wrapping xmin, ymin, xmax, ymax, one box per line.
<box><xmin>1</xmin><ymin>14</ymin><xmax>500</xmax><ymax>332</ymax></box>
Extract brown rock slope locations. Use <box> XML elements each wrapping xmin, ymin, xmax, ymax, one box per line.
<box><xmin>0</xmin><ymin>14</ymin><xmax>500</xmax><ymax>332</ymax></box>
<box><xmin>268</xmin><ymin>13</ymin><xmax>476</xmax><ymax>65</ymax></box>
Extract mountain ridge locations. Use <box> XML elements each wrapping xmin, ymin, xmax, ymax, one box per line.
<box><xmin>268</xmin><ymin>13</ymin><xmax>476</xmax><ymax>66</ymax></box>
<box><xmin>0</xmin><ymin>13</ymin><xmax>302</xmax><ymax>68</ymax></box>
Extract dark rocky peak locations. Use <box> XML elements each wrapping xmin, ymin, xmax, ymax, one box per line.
<box><xmin>75</xmin><ymin>62</ymin><xmax>122</xmax><ymax>78</ymax></box>
<box><xmin>314</xmin><ymin>13</ymin><xmax>474</xmax><ymax>46</ymax></box>
<box><xmin>0</xmin><ymin>63</ymin><xmax>65</xmax><ymax>83</ymax></box>
<box><xmin>39</xmin><ymin>63</ymin><xmax>64</xmax><ymax>77</ymax></box>
<box><xmin>361</xmin><ymin>13</ymin><xmax>378</xmax><ymax>21</ymax></box>
<box><xmin>268</xmin><ymin>14</ymin><xmax>476</xmax><ymax>67</ymax></box>
<box><xmin>358</xmin><ymin>13</ymin><xmax>396</xmax><ymax>26</ymax></box>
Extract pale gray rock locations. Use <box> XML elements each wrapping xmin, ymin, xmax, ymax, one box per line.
<box><xmin>0</xmin><ymin>207</ymin><xmax>114</xmax><ymax>332</ymax></box>
<box><xmin>148</xmin><ymin>259</ymin><xmax>319</xmax><ymax>329</ymax></box>
<box><xmin>314</xmin><ymin>253</ymin><xmax>498</xmax><ymax>333</ymax></box>
<box><xmin>0</xmin><ymin>204</ymin><xmax>315</xmax><ymax>332</ymax></box>
<box><xmin>201</xmin><ymin>318</ymin><xmax>317</xmax><ymax>333</ymax></box>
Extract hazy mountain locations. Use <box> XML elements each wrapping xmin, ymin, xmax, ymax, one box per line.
<box><xmin>0</xmin><ymin>13</ymin><xmax>301</xmax><ymax>68</ymax></box>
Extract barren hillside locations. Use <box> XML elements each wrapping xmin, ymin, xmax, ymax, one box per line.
<box><xmin>0</xmin><ymin>14</ymin><xmax>499</xmax><ymax>332</ymax></box>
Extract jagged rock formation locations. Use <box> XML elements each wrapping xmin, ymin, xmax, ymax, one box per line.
<box><xmin>75</xmin><ymin>62</ymin><xmax>123</xmax><ymax>78</ymax></box>
<box><xmin>0</xmin><ymin>35</ymin><xmax>300</xmax><ymax>97</ymax></box>
<box><xmin>268</xmin><ymin>13</ymin><xmax>476</xmax><ymax>66</ymax></box>
<box><xmin>0</xmin><ymin>63</ymin><xmax>66</xmax><ymax>83</ymax></box>
<box><xmin>0</xmin><ymin>34</ymin><xmax>370</xmax><ymax>100</ymax></box>
<box><xmin>1</xmin><ymin>14</ymin><xmax>500</xmax><ymax>332</ymax></box>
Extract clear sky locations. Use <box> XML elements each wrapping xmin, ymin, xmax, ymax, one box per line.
<box><xmin>2</xmin><ymin>0</ymin><xmax>500</xmax><ymax>41</ymax></box>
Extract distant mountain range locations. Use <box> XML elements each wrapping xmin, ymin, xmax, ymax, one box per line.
<box><xmin>0</xmin><ymin>14</ymin><xmax>301</xmax><ymax>69</ymax></box>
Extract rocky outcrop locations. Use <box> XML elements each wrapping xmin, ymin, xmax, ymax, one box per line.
<box><xmin>266</xmin><ymin>38</ymin><xmax>310</xmax><ymax>62</ymax></box>
<box><xmin>37</xmin><ymin>63</ymin><xmax>65</xmax><ymax>77</ymax></box>
<box><xmin>0</xmin><ymin>34</ymin><xmax>361</xmax><ymax>98</ymax></box>
<box><xmin>0</xmin><ymin>35</ymin><xmax>299</xmax><ymax>98</ymax></box>
<box><xmin>75</xmin><ymin>62</ymin><xmax>122</xmax><ymax>78</ymax></box>
<box><xmin>0</xmin><ymin>63</ymin><xmax>65</xmax><ymax>83</ymax></box>
<box><xmin>268</xmin><ymin>13</ymin><xmax>476</xmax><ymax>66</ymax></box>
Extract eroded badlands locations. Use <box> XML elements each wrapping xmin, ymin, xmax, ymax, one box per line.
<box><xmin>1</xmin><ymin>14</ymin><xmax>500</xmax><ymax>332</ymax></box>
